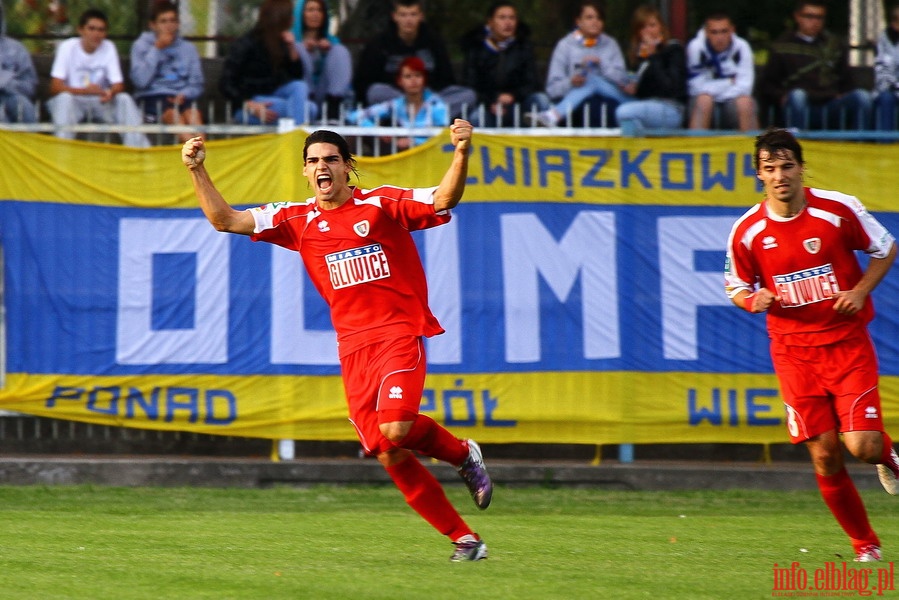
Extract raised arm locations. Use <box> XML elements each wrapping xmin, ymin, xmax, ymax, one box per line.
<box><xmin>181</xmin><ymin>137</ymin><xmax>256</xmax><ymax>235</ymax></box>
<box><xmin>432</xmin><ymin>119</ymin><xmax>472</xmax><ymax>212</ymax></box>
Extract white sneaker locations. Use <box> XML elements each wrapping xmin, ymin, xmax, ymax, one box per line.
<box><xmin>450</xmin><ymin>534</ymin><xmax>488</xmax><ymax>562</ymax></box>
<box><xmin>538</xmin><ymin>109</ymin><xmax>560</xmax><ymax>127</ymax></box>
<box><xmin>526</xmin><ymin>109</ymin><xmax>558</xmax><ymax>127</ymax></box>
<box><xmin>855</xmin><ymin>544</ymin><xmax>882</xmax><ymax>562</ymax></box>
<box><xmin>877</xmin><ymin>447</ymin><xmax>899</xmax><ymax>495</ymax></box>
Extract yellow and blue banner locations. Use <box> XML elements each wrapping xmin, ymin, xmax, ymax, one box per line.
<box><xmin>3</xmin><ymin>129</ymin><xmax>899</xmax><ymax>444</ymax></box>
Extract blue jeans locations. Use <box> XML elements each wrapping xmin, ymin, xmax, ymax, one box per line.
<box><xmin>874</xmin><ymin>90</ymin><xmax>897</xmax><ymax>131</ymax></box>
<box><xmin>0</xmin><ymin>90</ymin><xmax>36</xmax><ymax>123</ymax></box>
<box><xmin>784</xmin><ymin>88</ymin><xmax>872</xmax><ymax>130</ymax></box>
<box><xmin>616</xmin><ymin>99</ymin><xmax>685</xmax><ymax>135</ymax></box>
<box><xmin>233</xmin><ymin>80</ymin><xmax>317</xmax><ymax>124</ymax></box>
<box><xmin>553</xmin><ymin>73</ymin><xmax>632</xmax><ymax>119</ymax></box>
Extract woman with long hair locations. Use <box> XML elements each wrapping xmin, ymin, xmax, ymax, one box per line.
<box><xmin>614</xmin><ymin>4</ymin><xmax>687</xmax><ymax>134</ymax></box>
<box><xmin>293</xmin><ymin>0</ymin><xmax>353</xmax><ymax>120</ymax></box>
<box><xmin>220</xmin><ymin>0</ymin><xmax>316</xmax><ymax>124</ymax></box>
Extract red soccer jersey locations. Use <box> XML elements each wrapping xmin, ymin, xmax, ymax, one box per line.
<box><xmin>249</xmin><ymin>185</ymin><xmax>451</xmax><ymax>357</ymax></box>
<box><xmin>725</xmin><ymin>187</ymin><xmax>895</xmax><ymax>346</ymax></box>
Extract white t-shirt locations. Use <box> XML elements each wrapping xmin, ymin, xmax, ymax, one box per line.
<box><xmin>50</xmin><ymin>37</ymin><xmax>123</xmax><ymax>89</ymax></box>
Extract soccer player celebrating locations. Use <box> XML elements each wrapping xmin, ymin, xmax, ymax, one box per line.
<box><xmin>181</xmin><ymin>120</ymin><xmax>492</xmax><ymax>562</ymax></box>
<box><xmin>725</xmin><ymin>127</ymin><xmax>899</xmax><ymax>562</ymax></box>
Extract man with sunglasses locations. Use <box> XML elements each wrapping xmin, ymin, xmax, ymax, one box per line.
<box><xmin>759</xmin><ymin>0</ymin><xmax>871</xmax><ymax>131</ymax></box>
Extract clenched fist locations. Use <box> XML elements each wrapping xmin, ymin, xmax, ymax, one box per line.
<box><xmin>181</xmin><ymin>136</ymin><xmax>205</xmax><ymax>170</ymax></box>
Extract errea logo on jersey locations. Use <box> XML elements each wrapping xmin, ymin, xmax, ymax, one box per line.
<box><xmin>866</xmin><ymin>406</ymin><xmax>879</xmax><ymax>419</ymax></box>
<box><xmin>762</xmin><ymin>236</ymin><xmax>778</xmax><ymax>250</ymax></box>
<box><xmin>389</xmin><ymin>386</ymin><xmax>403</xmax><ymax>399</ymax></box>
<box><xmin>326</xmin><ymin>244</ymin><xmax>391</xmax><ymax>289</ymax></box>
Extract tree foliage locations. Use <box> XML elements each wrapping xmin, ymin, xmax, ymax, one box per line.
<box><xmin>0</xmin><ymin>0</ymin><xmax>880</xmax><ymax>60</ymax></box>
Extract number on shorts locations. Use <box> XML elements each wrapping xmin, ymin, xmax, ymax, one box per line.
<box><xmin>785</xmin><ymin>405</ymin><xmax>799</xmax><ymax>438</ymax></box>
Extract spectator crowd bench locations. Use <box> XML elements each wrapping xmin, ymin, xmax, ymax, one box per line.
<box><xmin>10</xmin><ymin>53</ymin><xmax>889</xmax><ymax>153</ymax></box>
<box><xmin>27</xmin><ymin>53</ymin><xmax>256</xmax><ymax>144</ymax></box>
<box><xmin>31</xmin><ymin>52</ymin><xmax>230</xmax><ymax>118</ymax></box>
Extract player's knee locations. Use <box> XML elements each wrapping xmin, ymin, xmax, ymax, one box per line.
<box><xmin>844</xmin><ymin>432</ymin><xmax>882</xmax><ymax>463</ymax></box>
<box><xmin>807</xmin><ymin>441</ymin><xmax>844</xmax><ymax>474</ymax></box>
<box><xmin>376</xmin><ymin>446</ymin><xmax>412</xmax><ymax>467</ymax></box>
<box><xmin>379</xmin><ymin>421</ymin><xmax>412</xmax><ymax>444</ymax></box>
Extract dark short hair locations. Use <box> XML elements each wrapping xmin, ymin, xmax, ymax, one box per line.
<box><xmin>303</xmin><ymin>130</ymin><xmax>358</xmax><ymax>181</ymax></box>
<box><xmin>392</xmin><ymin>0</ymin><xmax>424</xmax><ymax>11</ymax></box>
<box><xmin>150</xmin><ymin>0</ymin><xmax>178</xmax><ymax>22</ymax></box>
<box><xmin>754</xmin><ymin>128</ymin><xmax>804</xmax><ymax>170</ymax></box>
<box><xmin>704</xmin><ymin>11</ymin><xmax>732</xmax><ymax>25</ymax></box>
<box><xmin>795</xmin><ymin>0</ymin><xmax>826</xmax><ymax>12</ymax></box>
<box><xmin>79</xmin><ymin>8</ymin><xmax>108</xmax><ymax>28</ymax></box>
<box><xmin>486</xmin><ymin>1</ymin><xmax>516</xmax><ymax>19</ymax></box>
<box><xmin>576</xmin><ymin>0</ymin><xmax>605</xmax><ymax>22</ymax></box>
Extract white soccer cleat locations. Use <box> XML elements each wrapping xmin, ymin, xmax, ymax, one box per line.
<box><xmin>877</xmin><ymin>446</ymin><xmax>899</xmax><ymax>495</ymax></box>
<box><xmin>855</xmin><ymin>544</ymin><xmax>882</xmax><ymax>562</ymax></box>
<box><xmin>450</xmin><ymin>534</ymin><xmax>488</xmax><ymax>562</ymax></box>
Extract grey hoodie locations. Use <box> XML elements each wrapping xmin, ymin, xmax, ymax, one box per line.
<box><xmin>0</xmin><ymin>3</ymin><xmax>38</xmax><ymax>98</ymax></box>
<box><xmin>545</xmin><ymin>30</ymin><xmax>628</xmax><ymax>100</ymax></box>
<box><xmin>129</xmin><ymin>30</ymin><xmax>204</xmax><ymax>100</ymax></box>
<box><xmin>874</xmin><ymin>28</ymin><xmax>899</xmax><ymax>94</ymax></box>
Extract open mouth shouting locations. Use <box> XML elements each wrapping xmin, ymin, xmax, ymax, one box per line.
<box><xmin>317</xmin><ymin>173</ymin><xmax>333</xmax><ymax>194</ymax></box>
<box><xmin>304</xmin><ymin>143</ymin><xmax>351</xmax><ymax>207</ymax></box>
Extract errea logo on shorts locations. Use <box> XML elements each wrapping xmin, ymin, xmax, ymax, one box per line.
<box><xmin>389</xmin><ymin>386</ymin><xmax>403</xmax><ymax>399</ymax></box>
<box><xmin>866</xmin><ymin>406</ymin><xmax>879</xmax><ymax>419</ymax></box>
<box><xmin>326</xmin><ymin>244</ymin><xmax>391</xmax><ymax>289</ymax></box>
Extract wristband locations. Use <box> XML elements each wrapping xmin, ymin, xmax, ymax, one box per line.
<box><xmin>742</xmin><ymin>293</ymin><xmax>756</xmax><ymax>313</ymax></box>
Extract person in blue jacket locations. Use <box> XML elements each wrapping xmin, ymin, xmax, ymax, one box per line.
<box><xmin>130</xmin><ymin>0</ymin><xmax>204</xmax><ymax>141</ymax></box>
<box><xmin>0</xmin><ymin>1</ymin><xmax>37</xmax><ymax>123</ymax></box>
<box><xmin>346</xmin><ymin>55</ymin><xmax>448</xmax><ymax>151</ymax></box>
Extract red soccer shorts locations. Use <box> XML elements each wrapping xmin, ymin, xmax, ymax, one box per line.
<box><xmin>340</xmin><ymin>335</ymin><xmax>427</xmax><ymax>456</ymax></box>
<box><xmin>771</xmin><ymin>329</ymin><xmax>884</xmax><ymax>444</ymax></box>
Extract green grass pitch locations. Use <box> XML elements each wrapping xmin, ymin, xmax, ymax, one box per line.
<box><xmin>0</xmin><ymin>485</ymin><xmax>896</xmax><ymax>599</ymax></box>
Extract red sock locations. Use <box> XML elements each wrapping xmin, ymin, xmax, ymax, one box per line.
<box><xmin>385</xmin><ymin>453</ymin><xmax>472</xmax><ymax>541</ymax></box>
<box><xmin>397</xmin><ymin>414</ymin><xmax>468</xmax><ymax>465</ymax></box>
<box><xmin>880</xmin><ymin>433</ymin><xmax>898</xmax><ymax>476</ymax></box>
<box><xmin>815</xmin><ymin>467</ymin><xmax>880</xmax><ymax>552</ymax></box>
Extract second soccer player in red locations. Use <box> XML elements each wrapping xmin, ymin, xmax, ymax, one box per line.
<box><xmin>726</xmin><ymin>128</ymin><xmax>899</xmax><ymax>562</ymax></box>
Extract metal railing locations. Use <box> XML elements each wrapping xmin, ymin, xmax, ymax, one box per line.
<box><xmin>2</xmin><ymin>98</ymin><xmax>626</xmax><ymax>154</ymax></box>
<box><xmin>3</xmin><ymin>98</ymin><xmax>898</xmax><ymax>153</ymax></box>
<box><xmin>0</xmin><ymin>107</ymin><xmax>899</xmax><ymax>157</ymax></box>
